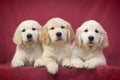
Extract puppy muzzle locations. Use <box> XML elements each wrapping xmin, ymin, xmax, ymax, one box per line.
<box><xmin>88</xmin><ymin>36</ymin><xmax>95</xmax><ymax>44</ymax></box>
<box><xmin>26</xmin><ymin>34</ymin><xmax>33</xmax><ymax>42</ymax></box>
<box><xmin>56</xmin><ymin>32</ymin><xmax>63</xmax><ymax>41</ymax></box>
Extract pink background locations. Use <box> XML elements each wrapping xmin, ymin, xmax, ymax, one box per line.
<box><xmin>0</xmin><ymin>0</ymin><xmax>120</xmax><ymax>80</ymax></box>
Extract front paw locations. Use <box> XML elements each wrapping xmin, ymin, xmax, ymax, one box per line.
<box><xmin>84</xmin><ymin>61</ymin><xmax>96</xmax><ymax>69</ymax></box>
<box><xmin>34</xmin><ymin>59</ymin><xmax>44</xmax><ymax>68</ymax></box>
<box><xmin>46</xmin><ymin>62</ymin><xmax>58</xmax><ymax>75</ymax></box>
<box><xmin>71</xmin><ymin>59</ymin><xmax>84</xmax><ymax>69</ymax></box>
<box><xmin>12</xmin><ymin>61</ymin><xmax>24</xmax><ymax>68</ymax></box>
<box><xmin>62</xmin><ymin>59</ymin><xmax>71</xmax><ymax>68</ymax></box>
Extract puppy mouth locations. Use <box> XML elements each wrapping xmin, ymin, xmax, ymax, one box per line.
<box><xmin>56</xmin><ymin>37</ymin><xmax>64</xmax><ymax>41</ymax></box>
<box><xmin>88</xmin><ymin>41</ymin><xmax>94</xmax><ymax>44</ymax></box>
<box><xmin>86</xmin><ymin>41</ymin><xmax>94</xmax><ymax>45</ymax></box>
<box><xmin>26</xmin><ymin>39</ymin><xmax>34</xmax><ymax>42</ymax></box>
<box><xmin>87</xmin><ymin>41</ymin><xmax>98</xmax><ymax>47</ymax></box>
<box><xmin>28</xmin><ymin>39</ymin><xmax>33</xmax><ymax>42</ymax></box>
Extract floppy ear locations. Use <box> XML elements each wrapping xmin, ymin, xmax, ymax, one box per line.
<box><xmin>13</xmin><ymin>27</ymin><xmax>22</xmax><ymax>45</ymax></box>
<box><xmin>38</xmin><ymin>26</ymin><xmax>42</xmax><ymax>43</ymax></box>
<box><xmin>75</xmin><ymin>28</ymin><xmax>83</xmax><ymax>48</ymax></box>
<box><xmin>67</xmin><ymin>24</ymin><xmax>74</xmax><ymax>42</ymax></box>
<box><xmin>39</xmin><ymin>26</ymin><xmax>50</xmax><ymax>45</ymax></box>
<box><xmin>100</xmin><ymin>31</ymin><xmax>109</xmax><ymax>48</ymax></box>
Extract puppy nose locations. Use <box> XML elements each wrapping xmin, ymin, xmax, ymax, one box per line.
<box><xmin>27</xmin><ymin>34</ymin><xmax>32</xmax><ymax>39</ymax></box>
<box><xmin>88</xmin><ymin>36</ymin><xmax>94</xmax><ymax>41</ymax></box>
<box><xmin>56</xmin><ymin>32</ymin><xmax>62</xmax><ymax>37</ymax></box>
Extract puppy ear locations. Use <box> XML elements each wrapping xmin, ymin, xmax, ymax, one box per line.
<box><xmin>100</xmin><ymin>31</ymin><xmax>109</xmax><ymax>48</ymax></box>
<box><xmin>38</xmin><ymin>26</ymin><xmax>42</xmax><ymax>43</ymax></box>
<box><xmin>67</xmin><ymin>24</ymin><xmax>74</xmax><ymax>42</ymax></box>
<box><xmin>39</xmin><ymin>26</ymin><xmax>50</xmax><ymax>45</ymax></box>
<box><xmin>13</xmin><ymin>27</ymin><xmax>22</xmax><ymax>45</ymax></box>
<box><xmin>75</xmin><ymin>28</ymin><xmax>83</xmax><ymax>48</ymax></box>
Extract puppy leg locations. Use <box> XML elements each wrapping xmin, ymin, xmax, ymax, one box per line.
<box><xmin>43</xmin><ymin>58</ymin><xmax>58</xmax><ymax>75</ymax></box>
<box><xmin>11</xmin><ymin>57</ymin><xmax>24</xmax><ymax>67</ymax></box>
<box><xmin>62</xmin><ymin>57</ymin><xmax>71</xmax><ymax>68</ymax></box>
<box><xmin>84</xmin><ymin>59</ymin><xmax>97</xmax><ymax>69</ymax></box>
<box><xmin>71</xmin><ymin>58</ymin><xmax>84</xmax><ymax>69</ymax></box>
<box><xmin>84</xmin><ymin>58</ymin><xmax>106</xmax><ymax>69</ymax></box>
<box><xmin>11</xmin><ymin>48</ymin><xmax>26</xmax><ymax>67</ymax></box>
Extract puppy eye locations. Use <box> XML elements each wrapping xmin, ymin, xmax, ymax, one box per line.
<box><xmin>95</xmin><ymin>29</ymin><xmax>99</xmax><ymax>33</ymax></box>
<box><xmin>50</xmin><ymin>27</ymin><xmax>54</xmax><ymax>30</ymax></box>
<box><xmin>32</xmin><ymin>28</ymin><xmax>36</xmax><ymax>31</ymax></box>
<box><xmin>84</xmin><ymin>29</ymin><xmax>88</xmax><ymax>32</ymax></box>
<box><xmin>22</xmin><ymin>29</ymin><xmax>25</xmax><ymax>32</ymax></box>
<box><xmin>61</xmin><ymin>26</ymin><xmax>65</xmax><ymax>29</ymax></box>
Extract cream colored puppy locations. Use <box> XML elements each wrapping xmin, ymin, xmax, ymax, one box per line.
<box><xmin>40</xmin><ymin>18</ymin><xmax>74</xmax><ymax>74</ymax></box>
<box><xmin>11</xmin><ymin>20</ymin><xmax>43</xmax><ymax>67</ymax></box>
<box><xmin>71</xmin><ymin>20</ymin><xmax>109</xmax><ymax>69</ymax></box>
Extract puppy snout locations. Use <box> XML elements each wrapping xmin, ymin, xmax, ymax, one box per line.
<box><xmin>27</xmin><ymin>34</ymin><xmax>32</xmax><ymax>39</ymax></box>
<box><xmin>56</xmin><ymin>32</ymin><xmax>62</xmax><ymax>37</ymax></box>
<box><xmin>88</xmin><ymin>36</ymin><xmax>94</xmax><ymax>41</ymax></box>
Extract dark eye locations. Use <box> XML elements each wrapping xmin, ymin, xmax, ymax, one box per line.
<box><xmin>84</xmin><ymin>29</ymin><xmax>88</xmax><ymax>32</ymax></box>
<box><xmin>61</xmin><ymin>26</ymin><xmax>65</xmax><ymax>29</ymax></box>
<box><xmin>32</xmin><ymin>28</ymin><xmax>36</xmax><ymax>31</ymax></box>
<box><xmin>22</xmin><ymin>29</ymin><xmax>25</xmax><ymax>32</ymax></box>
<box><xmin>95</xmin><ymin>29</ymin><xmax>99</xmax><ymax>33</ymax></box>
<box><xmin>50</xmin><ymin>27</ymin><xmax>54</xmax><ymax>30</ymax></box>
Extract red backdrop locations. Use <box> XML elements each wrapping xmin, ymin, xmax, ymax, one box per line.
<box><xmin>0</xmin><ymin>0</ymin><xmax>120</xmax><ymax>67</ymax></box>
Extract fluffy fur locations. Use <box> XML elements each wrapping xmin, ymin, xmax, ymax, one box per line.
<box><xmin>71</xmin><ymin>20</ymin><xmax>109</xmax><ymax>69</ymax></box>
<box><xmin>11</xmin><ymin>20</ymin><xmax>43</xmax><ymax>67</ymax></box>
<box><xmin>40</xmin><ymin>18</ymin><xmax>74</xmax><ymax>74</ymax></box>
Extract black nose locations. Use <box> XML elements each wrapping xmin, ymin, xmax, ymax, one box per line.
<box><xmin>88</xmin><ymin>36</ymin><xmax>94</xmax><ymax>41</ymax></box>
<box><xmin>27</xmin><ymin>34</ymin><xmax>32</xmax><ymax>39</ymax></box>
<box><xmin>56</xmin><ymin>32</ymin><xmax>62</xmax><ymax>37</ymax></box>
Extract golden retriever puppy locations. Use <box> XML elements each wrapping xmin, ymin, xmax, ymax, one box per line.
<box><xmin>11</xmin><ymin>20</ymin><xmax>43</xmax><ymax>67</ymax></box>
<box><xmin>40</xmin><ymin>18</ymin><xmax>74</xmax><ymax>74</ymax></box>
<box><xmin>71</xmin><ymin>20</ymin><xmax>109</xmax><ymax>69</ymax></box>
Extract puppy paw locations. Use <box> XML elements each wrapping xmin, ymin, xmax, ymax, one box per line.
<box><xmin>12</xmin><ymin>61</ymin><xmax>24</xmax><ymax>68</ymax></box>
<box><xmin>62</xmin><ymin>59</ymin><xmax>71</xmax><ymax>68</ymax></box>
<box><xmin>47</xmin><ymin>62</ymin><xmax>58</xmax><ymax>75</ymax></box>
<box><xmin>34</xmin><ymin>59</ymin><xmax>44</xmax><ymax>68</ymax></box>
<box><xmin>71</xmin><ymin>59</ymin><xmax>84</xmax><ymax>69</ymax></box>
<box><xmin>84</xmin><ymin>60</ymin><xmax>96</xmax><ymax>69</ymax></box>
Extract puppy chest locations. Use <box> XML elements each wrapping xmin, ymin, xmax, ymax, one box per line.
<box><xmin>55</xmin><ymin>49</ymin><xmax>69</xmax><ymax>64</ymax></box>
<box><xmin>25</xmin><ymin>51</ymin><xmax>41</xmax><ymax>63</ymax></box>
<box><xmin>79</xmin><ymin>50</ymin><xmax>97</xmax><ymax>61</ymax></box>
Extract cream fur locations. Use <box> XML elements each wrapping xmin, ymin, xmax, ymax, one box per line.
<box><xmin>40</xmin><ymin>18</ymin><xmax>74</xmax><ymax>74</ymax></box>
<box><xmin>71</xmin><ymin>20</ymin><xmax>109</xmax><ymax>69</ymax></box>
<box><xmin>11</xmin><ymin>20</ymin><xmax>43</xmax><ymax>67</ymax></box>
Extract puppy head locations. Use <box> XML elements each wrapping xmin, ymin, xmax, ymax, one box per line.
<box><xmin>13</xmin><ymin>20</ymin><xmax>42</xmax><ymax>45</ymax></box>
<box><xmin>40</xmin><ymin>18</ymin><xmax>74</xmax><ymax>45</ymax></box>
<box><xmin>75</xmin><ymin>20</ymin><xmax>109</xmax><ymax>48</ymax></box>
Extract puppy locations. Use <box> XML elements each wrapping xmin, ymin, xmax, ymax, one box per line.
<box><xmin>71</xmin><ymin>20</ymin><xmax>109</xmax><ymax>69</ymax></box>
<box><xmin>11</xmin><ymin>20</ymin><xmax>43</xmax><ymax>67</ymax></box>
<box><xmin>40</xmin><ymin>18</ymin><xmax>74</xmax><ymax>74</ymax></box>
